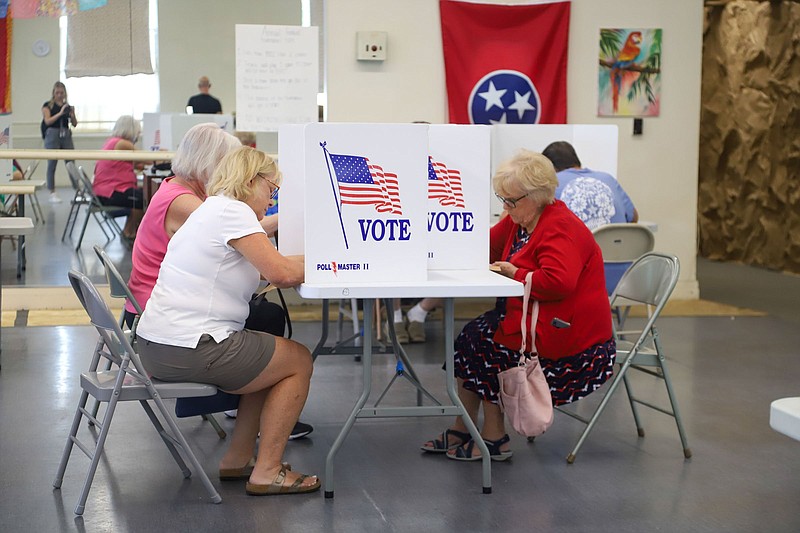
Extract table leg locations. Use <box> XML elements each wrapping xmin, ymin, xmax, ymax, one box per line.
<box><xmin>16</xmin><ymin>195</ymin><xmax>25</xmax><ymax>279</ymax></box>
<box><xmin>311</xmin><ymin>299</ymin><xmax>331</xmax><ymax>361</ymax></box>
<box><xmin>442</xmin><ymin>298</ymin><xmax>492</xmax><ymax>493</ymax></box>
<box><xmin>324</xmin><ymin>298</ymin><xmax>375</xmax><ymax>498</ymax></box>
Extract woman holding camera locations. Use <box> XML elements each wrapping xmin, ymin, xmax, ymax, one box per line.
<box><xmin>41</xmin><ymin>81</ymin><xmax>78</xmax><ymax>203</ymax></box>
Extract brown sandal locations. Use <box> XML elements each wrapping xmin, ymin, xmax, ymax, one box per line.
<box><xmin>219</xmin><ymin>458</ymin><xmax>291</xmax><ymax>481</ymax></box>
<box><xmin>245</xmin><ymin>464</ymin><xmax>320</xmax><ymax>496</ymax></box>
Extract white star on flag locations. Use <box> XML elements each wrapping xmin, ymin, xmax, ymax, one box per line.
<box><xmin>508</xmin><ymin>91</ymin><xmax>535</xmax><ymax>119</ymax></box>
<box><xmin>478</xmin><ymin>81</ymin><xmax>506</xmax><ymax>112</ymax></box>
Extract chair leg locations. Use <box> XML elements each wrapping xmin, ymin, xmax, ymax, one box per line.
<box><xmin>622</xmin><ymin>372</ymin><xmax>645</xmax><ymax>437</ymax></box>
<box><xmin>202</xmin><ymin>413</ymin><xmax>227</xmax><ymax>439</ymax></box>
<box><xmin>73</xmin><ymin>388</ymin><xmax>126</xmax><ymax>515</ymax></box>
<box><xmin>654</xmin><ymin>334</ymin><xmax>692</xmax><ymax>458</ymax></box>
<box><xmin>138</xmin><ymin>400</ymin><xmax>192</xmax><ymax>477</ymax></box>
<box><xmin>53</xmin><ymin>389</ymin><xmax>91</xmax><ymax>489</ymax></box>
<box><xmin>75</xmin><ymin>210</ymin><xmax>92</xmax><ymax>250</ymax></box>
<box><xmin>566</xmin><ymin>357</ymin><xmax>636</xmax><ymax>464</ymax></box>
<box><xmin>148</xmin><ymin>393</ymin><xmax>222</xmax><ymax>504</ymax></box>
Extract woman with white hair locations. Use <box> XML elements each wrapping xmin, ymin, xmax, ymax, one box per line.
<box><xmin>92</xmin><ymin>114</ymin><xmax>145</xmax><ymax>239</ymax></box>
<box><xmin>137</xmin><ymin>146</ymin><xmax>318</xmax><ymax>496</ymax></box>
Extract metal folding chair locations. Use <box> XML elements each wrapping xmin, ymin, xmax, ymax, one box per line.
<box><xmin>592</xmin><ymin>223</ymin><xmax>655</xmax><ymax>296</ymax></box>
<box><xmin>559</xmin><ymin>252</ymin><xmax>692</xmax><ymax>463</ymax></box>
<box><xmin>22</xmin><ymin>160</ymin><xmax>45</xmax><ymax>224</ymax></box>
<box><xmin>53</xmin><ymin>270</ymin><xmax>222</xmax><ymax>515</ymax></box>
<box><xmin>73</xmin><ymin>166</ymin><xmax>130</xmax><ymax>250</ymax></box>
<box><xmin>61</xmin><ymin>162</ymin><xmax>94</xmax><ymax>242</ymax></box>
<box><xmin>92</xmin><ymin>245</ymin><xmax>227</xmax><ymax>439</ymax></box>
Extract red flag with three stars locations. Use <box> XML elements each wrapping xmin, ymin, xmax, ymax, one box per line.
<box><xmin>440</xmin><ymin>0</ymin><xmax>570</xmax><ymax>125</ymax></box>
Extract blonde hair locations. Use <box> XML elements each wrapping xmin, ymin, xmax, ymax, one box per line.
<box><xmin>171</xmin><ymin>123</ymin><xmax>241</xmax><ymax>185</ymax></box>
<box><xmin>47</xmin><ymin>81</ymin><xmax>68</xmax><ymax>109</ymax></box>
<box><xmin>492</xmin><ymin>149</ymin><xmax>558</xmax><ymax>206</ymax></box>
<box><xmin>207</xmin><ymin>146</ymin><xmax>281</xmax><ymax>203</ymax></box>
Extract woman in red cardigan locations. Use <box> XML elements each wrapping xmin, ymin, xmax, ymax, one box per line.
<box><xmin>422</xmin><ymin>150</ymin><xmax>615</xmax><ymax>461</ymax></box>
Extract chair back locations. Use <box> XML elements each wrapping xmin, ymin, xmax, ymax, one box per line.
<box><xmin>592</xmin><ymin>223</ymin><xmax>655</xmax><ymax>263</ymax></box>
<box><xmin>23</xmin><ymin>160</ymin><xmax>40</xmax><ymax>180</ymax></box>
<box><xmin>93</xmin><ymin>244</ymin><xmax>142</xmax><ymax>314</ymax></box>
<box><xmin>69</xmin><ymin>269</ymin><xmax>143</xmax><ymax>369</ymax></box>
<box><xmin>611</xmin><ymin>252</ymin><xmax>679</xmax><ymax>310</ymax></box>
<box><xmin>65</xmin><ymin>161</ymin><xmax>82</xmax><ymax>192</ymax></box>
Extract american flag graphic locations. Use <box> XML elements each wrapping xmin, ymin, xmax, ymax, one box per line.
<box><xmin>330</xmin><ymin>153</ymin><xmax>402</xmax><ymax>215</ymax></box>
<box><xmin>0</xmin><ymin>127</ymin><xmax>8</xmax><ymax>146</ymax></box>
<box><xmin>428</xmin><ymin>157</ymin><xmax>465</xmax><ymax>208</ymax></box>
<box><xmin>150</xmin><ymin>129</ymin><xmax>161</xmax><ymax>151</ymax></box>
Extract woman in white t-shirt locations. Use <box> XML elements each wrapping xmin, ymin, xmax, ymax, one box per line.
<box><xmin>137</xmin><ymin>147</ymin><xmax>318</xmax><ymax>496</ymax></box>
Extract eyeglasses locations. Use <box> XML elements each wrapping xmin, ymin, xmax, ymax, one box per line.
<box><xmin>495</xmin><ymin>192</ymin><xmax>529</xmax><ymax>209</ymax></box>
<box><xmin>257</xmin><ymin>173</ymin><xmax>280</xmax><ymax>199</ymax></box>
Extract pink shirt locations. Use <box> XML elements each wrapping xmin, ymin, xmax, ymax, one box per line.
<box><xmin>93</xmin><ymin>137</ymin><xmax>137</xmax><ymax>198</ymax></box>
<box><xmin>125</xmin><ymin>178</ymin><xmax>201</xmax><ymax>313</ymax></box>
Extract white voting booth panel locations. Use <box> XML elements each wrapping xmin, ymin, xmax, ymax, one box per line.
<box><xmin>280</xmin><ymin>123</ymin><xmax>429</xmax><ymax>284</ymax></box>
<box><xmin>142</xmin><ymin>113</ymin><xmax>233</xmax><ymax>151</ymax></box>
<box><xmin>490</xmin><ymin>124</ymin><xmax>619</xmax><ymax>220</ymax></box>
<box><xmin>427</xmin><ymin>124</ymin><xmax>490</xmax><ymax>270</ymax></box>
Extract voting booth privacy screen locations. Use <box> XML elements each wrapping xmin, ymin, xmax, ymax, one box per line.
<box><xmin>278</xmin><ymin>123</ymin><xmax>617</xmax><ymax>285</ymax></box>
<box><xmin>490</xmin><ymin>124</ymin><xmax>619</xmax><ymax>220</ymax></box>
<box><xmin>280</xmin><ymin>123</ymin><xmax>429</xmax><ymax>284</ymax></box>
<box><xmin>142</xmin><ymin>113</ymin><xmax>233</xmax><ymax>151</ymax></box>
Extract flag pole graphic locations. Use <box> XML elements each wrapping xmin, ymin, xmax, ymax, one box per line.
<box><xmin>320</xmin><ymin>142</ymin><xmax>349</xmax><ymax>250</ymax></box>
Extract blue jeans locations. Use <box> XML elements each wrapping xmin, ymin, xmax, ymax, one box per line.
<box><xmin>43</xmin><ymin>128</ymin><xmax>75</xmax><ymax>192</ymax></box>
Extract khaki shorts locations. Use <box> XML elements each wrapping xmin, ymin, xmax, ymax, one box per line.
<box><xmin>137</xmin><ymin>329</ymin><xmax>276</xmax><ymax>391</ymax></box>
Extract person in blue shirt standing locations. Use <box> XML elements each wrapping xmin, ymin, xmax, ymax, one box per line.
<box><xmin>542</xmin><ymin>141</ymin><xmax>638</xmax><ymax>229</ymax></box>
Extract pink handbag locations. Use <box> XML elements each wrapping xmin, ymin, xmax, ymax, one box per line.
<box><xmin>498</xmin><ymin>272</ymin><xmax>554</xmax><ymax>438</ymax></box>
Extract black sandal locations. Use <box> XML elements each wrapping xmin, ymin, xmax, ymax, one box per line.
<box><xmin>421</xmin><ymin>429</ymin><xmax>472</xmax><ymax>453</ymax></box>
<box><xmin>446</xmin><ymin>434</ymin><xmax>513</xmax><ymax>462</ymax></box>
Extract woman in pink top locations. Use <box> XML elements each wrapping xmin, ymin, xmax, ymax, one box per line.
<box><xmin>92</xmin><ymin>115</ymin><xmax>145</xmax><ymax>240</ymax></box>
<box><xmin>125</xmin><ymin>123</ymin><xmax>243</xmax><ymax>318</ymax></box>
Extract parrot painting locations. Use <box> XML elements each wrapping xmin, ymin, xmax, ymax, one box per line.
<box><xmin>610</xmin><ymin>31</ymin><xmax>642</xmax><ymax>112</ymax></box>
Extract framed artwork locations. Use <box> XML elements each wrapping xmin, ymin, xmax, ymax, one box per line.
<box><xmin>598</xmin><ymin>28</ymin><xmax>662</xmax><ymax>117</ymax></box>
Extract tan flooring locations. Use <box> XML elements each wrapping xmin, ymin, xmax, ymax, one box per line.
<box><xmin>1</xmin><ymin>299</ymin><xmax>765</xmax><ymax>328</ymax></box>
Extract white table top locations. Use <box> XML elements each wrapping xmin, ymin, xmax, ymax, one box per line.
<box><xmin>297</xmin><ymin>269</ymin><xmax>523</xmax><ymax>299</ymax></box>
<box><xmin>0</xmin><ymin>217</ymin><xmax>35</xmax><ymax>236</ymax></box>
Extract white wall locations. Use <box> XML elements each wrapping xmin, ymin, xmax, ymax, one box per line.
<box><xmin>326</xmin><ymin>0</ymin><xmax>702</xmax><ymax>298</ymax></box>
<box><xmin>157</xmin><ymin>1</ymin><xmax>300</xmax><ymax>116</ymax></box>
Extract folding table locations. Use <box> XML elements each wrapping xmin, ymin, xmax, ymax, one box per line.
<box><xmin>297</xmin><ymin>269</ymin><xmax>522</xmax><ymax>497</ymax></box>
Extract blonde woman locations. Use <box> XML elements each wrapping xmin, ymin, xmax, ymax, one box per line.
<box><xmin>136</xmin><ymin>146</ymin><xmax>318</xmax><ymax>496</ymax></box>
<box><xmin>41</xmin><ymin>81</ymin><xmax>78</xmax><ymax>202</ymax></box>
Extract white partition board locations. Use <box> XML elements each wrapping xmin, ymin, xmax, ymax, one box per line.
<box><xmin>277</xmin><ymin>124</ymin><xmax>306</xmax><ymax>255</ymax></box>
<box><xmin>171</xmin><ymin>114</ymin><xmax>233</xmax><ymax>150</ymax></box>
<box><xmin>142</xmin><ymin>113</ymin><xmax>231</xmax><ymax>151</ymax></box>
<box><xmin>427</xmin><ymin>125</ymin><xmax>490</xmax><ymax>270</ymax></box>
<box><xmin>279</xmin><ymin>123</ymin><xmax>429</xmax><ymax>284</ymax></box>
<box><xmin>490</xmin><ymin>125</ymin><xmax>619</xmax><ymax>219</ymax></box>
<box><xmin>235</xmin><ymin>25</ymin><xmax>319</xmax><ymax>132</ymax></box>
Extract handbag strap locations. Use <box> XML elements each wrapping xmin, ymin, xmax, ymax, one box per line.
<box><xmin>519</xmin><ymin>271</ymin><xmax>539</xmax><ymax>356</ymax></box>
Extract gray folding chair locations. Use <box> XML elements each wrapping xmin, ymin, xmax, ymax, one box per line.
<box><xmin>61</xmin><ymin>162</ymin><xmax>95</xmax><ymax>243</ymax></box>
<box><xmin>73</xmin><ymin>165</ymin><xmax>130</xmax><ymax>250</ymax></box>
<box><xmin>592</xmin><ymin>223</ymin><xmax>655</xmax><ymax>296</ymax></box>
<box><xmin>53</xmin><ymin>270</ymin><xmax>222</xmax><ymax>515</ymax></box>
<box><xmin>92</xmin><ymin>244</ymin><xmax>227</xmax><ymax>439</ymax></box>
<box><xmin>22</xmin><ymin>160</ymin><xmax>45</xmax><ymax>224</ymax></box>
<box><xmin>559</xmin><ymin>252</ymin><xmax>692</xmax><ymax>463</ymax></box>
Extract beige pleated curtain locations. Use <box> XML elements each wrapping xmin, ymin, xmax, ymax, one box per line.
<box><xmin>65</xmin><ymin>0</ymin><xmax>153</xmax><ymax>77</ymax></box>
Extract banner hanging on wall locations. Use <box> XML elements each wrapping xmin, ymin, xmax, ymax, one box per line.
<box><xmin>439</xmin><ymin>0</ymin><xmax>570</xmax><ymax>125</ymax></box>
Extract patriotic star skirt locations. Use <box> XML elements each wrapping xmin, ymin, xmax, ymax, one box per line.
<box><xmin>453</xmin><ymin>302</ymin><xmax>616</xmax><ymax>406</ymax></box>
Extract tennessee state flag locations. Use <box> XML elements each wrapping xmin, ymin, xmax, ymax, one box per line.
<box><xmin>440</xmin><ymin>0</ymin><xmax>570</xmax><ymax>125</ymax></box>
